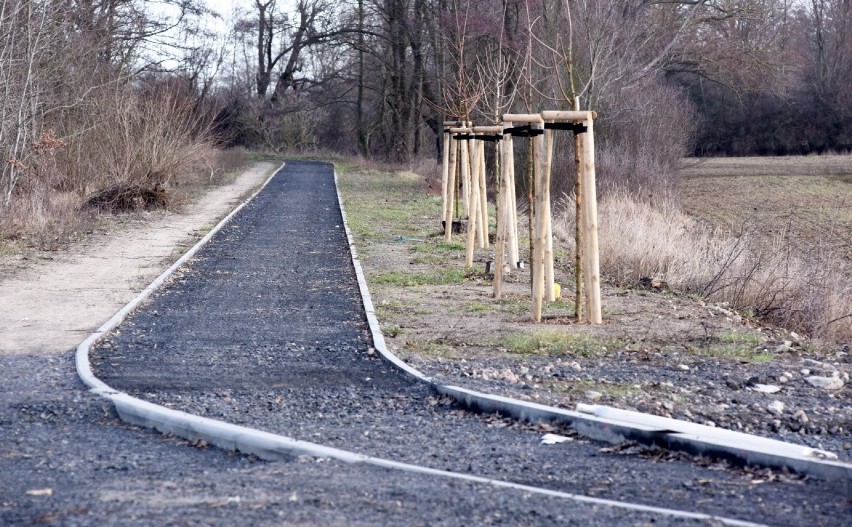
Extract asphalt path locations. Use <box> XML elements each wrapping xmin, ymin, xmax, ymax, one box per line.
<box><xmin>3</xmin><ymin>161</ymin><xmax>847</xmax><ymax>526</ymax></box>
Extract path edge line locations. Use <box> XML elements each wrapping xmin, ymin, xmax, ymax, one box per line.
<box><xmin>71</xmin><ymin>160</ymin><xmax>764</xmax><ymax>525</ymax></box>
<box><xmin>331</xmin><ymin>166</ymin><xmax>851</xmax><ymax>487</ymax></box>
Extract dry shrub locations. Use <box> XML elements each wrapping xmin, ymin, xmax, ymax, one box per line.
<box><xmin>55</xmin><ymin>87</ymin><xmax>217</xmax><ymax>213</ymax></box>
<box><xmin>553</xmin><ymin>191</ymin><xmax>852</xmax><ymax>341</ymax></box>
<box><xmin>213</xmin><ymin>147</ymin><xmax>249</xmax><ymax>179</ymax></box>
<box><xmin>93</xmin><ymin>89</ymin><xmax>213</xmax><ymax>187</ymax></box>
<box><xmin>1</xmin><ymin>84</ymin><xmax>229</xmax><ymax>242</ymax></box>
<box><xmin>0</xmin><ymin>186</ymin><xmax>89</xmax><ymax>248</ymax></box>
<box><xmin>0</xmin><ymin>129</ymin><xmax>90</xmax><ymax>247</ymax></box>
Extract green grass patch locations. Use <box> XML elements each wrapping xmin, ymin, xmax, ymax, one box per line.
<box><xmin>336</xmin><ymin>163</ymin><xmax>441</xmax><ymax>240</ymax></box>
<box><xmin>691</xmin><ymin>345</ymin><xmax>773</xmax><ymax>363</ymax></box>
<box><xmin>411</xmin><ymin>255</ymin><xmax>446</xmax><ymax>266</ymax></box>
<box><xmin>376</xmin><ymin>300</ymin><xmax>406</xmax><ymax>318</ymax></box>
<box><xmin>343</xmin><ymin>214</ymin><xmax>376</xmax><ymax>239</ymax></box>
<box><xmin>246</xmin><ymin>152</ymin><xmax>283</xmax><ymax>162</ymax></box>
<box><xmin>412</xmin><ymin>241</ymin><xmax>465</xmax><ymax>253</ymax></box>
<box><xmin>543</xmin><ymin>299</ymin><xmax>576</xmax><ymax>315</ymax></box>
<box><xmin>404</xmin><ymin>340</ymin><xmax>460</xmax><ymax>359</ymax></box>
<box><xmin>382</xmin><ymin>324</ymin><xmax>405</xmax><ymax>338</ymax></box>
<box><xmin>495</xmin><ymin>298</ymin><xmax>530</xmax><ymax>315</ymax></box>
<box><xmin>688</xmin><ymin>330</ymin><xmax>772</xmax><ymax>362</ymax></box>
<box><xmin>465</xmin><ymin>301</ymin><xmax>490</xmax><ymax>313</ymax></box>
<box><xmin>500</xmin><ymin>330</ymin><xmax>619</xmax><ymax>357</ymax></box>
<box><xmin>0</xmin><ymin>244</ymin><xmax>18</xmax><ymax>256</ymax></box>
<box><xmin>371</xmin><ymin>268</ymin><xmax>468</xmax><ymax>287</ymax></box>
<box><xmin>717</xmin><ymin>330</ymin><xmax>762</xmax><ymax>347</ymax></box>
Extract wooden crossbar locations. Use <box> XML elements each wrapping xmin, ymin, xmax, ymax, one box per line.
<box><xmin>540</xmin><ymin>110</ymin><xmax>598</xmax><ymax>122</ymax></box>
<box><xmin>502</xmin><ymin>113</ymin><xmax>545</xmax><ymax>124</ymax></box>
<box><xmin>472</xmin><ymin>125</ymin><xmax>503</xmax><ymax>134</ymax></box>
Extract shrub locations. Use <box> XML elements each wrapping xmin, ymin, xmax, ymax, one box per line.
<box><xmin>553</xmin><ymin>190</ymin><xmax>852</xmax><ymax>341</ymax></box>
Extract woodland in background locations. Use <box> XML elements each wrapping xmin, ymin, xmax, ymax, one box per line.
<box><xmin>2</xmin><ymin>0</ymin><xmax>850</xmax><ymax>213</ymax></box>
<box><xmin>1</xmin><ymin>0</ymin><xmax>849</xmax><ymax>339</ymax></box>
<box><xmin>214</xmin><ymin>0</ymin><xmax>852</xmax><ymax>178</ymax></box>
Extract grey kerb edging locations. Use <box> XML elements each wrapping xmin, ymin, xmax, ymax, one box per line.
<box><xmin>70</xmin><ymin>160</ymin><xmax>841</xmax><ymax>523</ymax></box>
<box><xmin>332</xmin><ymin>170</ymin><xmax>851</xmax><ymax>487</ymax></box>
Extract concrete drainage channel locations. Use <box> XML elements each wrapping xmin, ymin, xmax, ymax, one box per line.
<box><xmin>76</xmin><ymin>161</ymin><xmax>849</xmax><ymax>524</ymax></box>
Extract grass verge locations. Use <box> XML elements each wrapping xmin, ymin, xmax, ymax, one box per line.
<box><xmin>500</xmin><ymin>330</ymin><xmax>621</xmax><ymax>357</ymax></box>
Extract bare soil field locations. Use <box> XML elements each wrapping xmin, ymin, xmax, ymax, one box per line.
<box><xmin>680</xmin><ymin>155</ymin><xmax>852</xmax><ymax>263</ymax></box>
<box><xmin>336</xmin><ymin>158</ymin><xmax>852</xmax><ymax>463</ymax></box>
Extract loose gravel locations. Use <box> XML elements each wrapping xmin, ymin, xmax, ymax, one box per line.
<box><xmin>85</xmin><ymin>161</ymin><xmax>850</xmax><ymax>526</ymax></box>
<box><xmin>5</xmin><ymin>353</ymin><xmax>705</xmax><ymax>527</ymax></box>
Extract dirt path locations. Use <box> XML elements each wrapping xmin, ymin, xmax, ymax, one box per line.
<box><xmin>0</xmin><ymin>162</ymin><xmax>276</xmax><ymax>356</ymax></box>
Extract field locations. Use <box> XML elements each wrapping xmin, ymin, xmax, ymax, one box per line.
<box><xmin>679</xmin><ymin>156</ymin><xmax>852</xmax><ymax>263</ymax></box>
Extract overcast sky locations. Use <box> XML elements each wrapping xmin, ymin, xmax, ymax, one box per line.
<box><xmin>204</xmin><ymin>0</ymin><xmax>237</xmax><ymax>19</ymax></box>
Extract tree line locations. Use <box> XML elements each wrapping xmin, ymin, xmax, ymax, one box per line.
<box><xmin>213</xmin><ymin>0</ymin><xmax>850</xmax><ymax>189</ymax></box>
<box><xmin>2</xmin><ymin>0</ymin><xmax>850</xmax><ymax>213</ymax></box>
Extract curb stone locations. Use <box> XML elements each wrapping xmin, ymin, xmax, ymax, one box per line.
<box><xmin>332</xmin><ymin>167</ymin><xmax>852</xmax><ymax>489</ymax></box>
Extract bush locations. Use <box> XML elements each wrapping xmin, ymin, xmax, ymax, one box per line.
<box><xmin>594</xmin><ymin>77</ymin><xmax>698</xmax><ymax>201</ymax></box>
<box><xmin>553</xmin><ymin>190</ymin><xmax>852</xmax><ymax>342</ymax></box>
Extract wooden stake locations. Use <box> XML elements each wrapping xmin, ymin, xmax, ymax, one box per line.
<box><xmin>494</xmin><ymin>133</ymin><xmax>511</xmax><ymax>299</ymax></box>
<box><xmin>441</xmin><ymin>129</ymin><xmax>450</xmax><ymax>229</ymax></box>
<box><xmin>470</xmin><ymin>141</ymin><xmax>488</xmax><ymax>249</ymax></box>
<box><xmin>543</xmin><ymin>127</ymin><xmax>556</xmax><ymax>302</ymax></box>
<box><xmin>478</xmin><ymin>140</ymin><xmax>489</xmax><ymax>249</ymax></box>
<box><xmin>574</xmin><ymin>133</ymin><xmax>584</xmax><ymax>320</ymax></box>
<box><xmin>444</xmin><ymin>134</ymin><xmax>457</xmax><ymax>241</ymax></box>
<box><xmin>573</xmin><ymin>97</ymin><xmax>584</xmax><ymax>320</ymax></box>
<box><xmin>461</xmin><ymin>138</ymin><xmax>470</xmax><ymax>219</ymax></box>
<box><xmin>531</xmin><ymin>126</ymin><xmax>546</xmax><ymax>323</ymax></box>
<box><xmin>581</xmin><ymin>116</ymin><xmax>602</xmax><ymax>324</ymax></box>
<box><xmin>468</xmin><ymin>141</ymin><xmax>482</xmax><ymax>247</ymax></box>
<box><xmin>508</xmin><ymin>140</ymin><xmax>520</xmax><ymax>269</ymax></box>
<box><xmin>465</xmin><ymin>140</ymin><xmax>481</xmax><ymax>268</ymax></box>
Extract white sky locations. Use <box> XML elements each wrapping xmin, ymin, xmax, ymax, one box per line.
<box><xmin>203</xmin><ymin>0</ymin><xmax>238</xmax><ymax>20</ymax></box>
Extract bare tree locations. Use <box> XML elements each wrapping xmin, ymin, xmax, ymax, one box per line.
<box><xmin>809</xmin><ymin>0</ymin><xmax>852</xmax><ymax>116</ymax></box>
<box><xmin>1</xmin><ymin>0</ymin><xmax>217</xmax><ymax>212</ymax></box>
<box><xmin>1</xmin><ymin>0</ymin><xmax>55</xmax><ymax>206</ymax></box>
<box><xmin>247</xmin><ymin>0</ymin><xmax>352</xmax><ymax>102</ymax></box>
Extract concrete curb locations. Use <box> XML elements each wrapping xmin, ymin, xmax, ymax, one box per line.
<box><xmin>73</xmin><ymin>160</ymin><xmax>765</xmax><ymax>525</ymax></box>
<box><xmin>331</xmin><ymin>168</ymin><xmax>852</xmax><ymax>486</ymax></box>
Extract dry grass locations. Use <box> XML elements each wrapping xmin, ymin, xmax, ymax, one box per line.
<box><xmin>554</xmin><ymin>155</ymin><xmax>852</xmax><ymax>341</ymax></box>
<box><xmin>0</xmin><ymin>145</ymin><xmax>250</xmax><ymax>251</ymax></box>
<box><xmin>0</xmin><ymin>186</ymin><xmax>92</xmax><ymax>249</ymax></box>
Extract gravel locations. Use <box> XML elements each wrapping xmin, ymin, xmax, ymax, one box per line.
<box><xmin>401</xmin><ymin>347</ymin><xmax>852</xmax><ymax>458</ymax></box>
<box><xmin>4</xmin><ymin>354</ymin><xmax>704</xmax><ymax>527</ymax></box>
<box><xmin>76</xmin><ymin>161</ymin><xmax>850</xmax><ymax>525</ymax></box>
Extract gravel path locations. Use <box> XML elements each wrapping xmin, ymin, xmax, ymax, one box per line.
<box><xmin>83</xmin><ymin>161</ymin><xmax>849</xmax><ymax>525</ymax></box>
<box><xmin>6</xmin><ymin>356</ymin><xmax>698</xmax><ymax>527</ymax></box>
<box><xmin>0</xmin><ymin>162</ymin><xmax>688</xmax><ymax>527</ymax></box>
